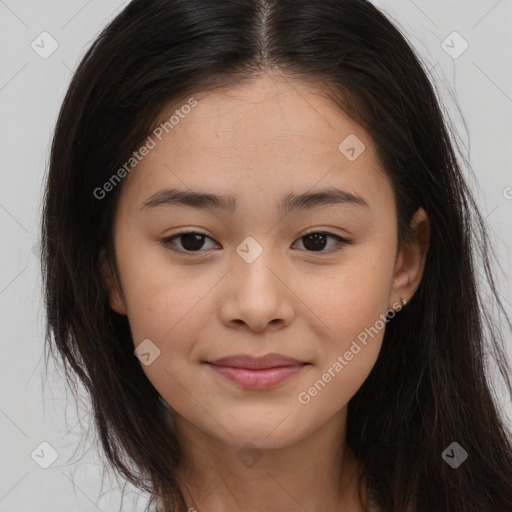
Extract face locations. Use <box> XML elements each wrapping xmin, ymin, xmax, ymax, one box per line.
<box><xmin>103</xmin><ymin>72</ymin><xmax>428</xmax><ymax>452</ymax></box>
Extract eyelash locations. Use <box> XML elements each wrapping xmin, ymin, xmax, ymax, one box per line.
<box><xmin>161</xmin><ymin>229</ymin><xmax>350</xmax><ymax>256</ymax></box>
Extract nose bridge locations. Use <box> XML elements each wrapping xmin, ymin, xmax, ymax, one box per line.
<box><xmin>218</xmin><ymin>234</ymin><xmax>294</xmax><ymax>331</ymax></box>
<box><xmin>233</xmin><ymin>234</ymin><xmax>279</xmax><ymax>291</ymax></box>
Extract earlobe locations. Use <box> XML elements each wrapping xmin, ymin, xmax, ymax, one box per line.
<box><xmin>390</xmin><ymin>207</ymin><xmax>430</xmax><ymax>308</ymax></box>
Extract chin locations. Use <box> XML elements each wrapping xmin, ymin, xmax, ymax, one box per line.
<box><xmin>218</xmin><ymin>414</ymin><xmax>311</xmax><ymax>450</ymax></box>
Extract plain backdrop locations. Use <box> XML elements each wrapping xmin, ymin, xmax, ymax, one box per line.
<box><xmin>0</xmin><ymin>0</ymin><xmax>511</xmax><ymax>510</ymax></box>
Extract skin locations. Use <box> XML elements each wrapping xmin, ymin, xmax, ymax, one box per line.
<box><xmin>101</xmin><ymin>70</ymin><xmax>430</xmax><ymax>512</ymax></box>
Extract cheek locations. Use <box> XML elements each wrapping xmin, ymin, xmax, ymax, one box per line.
<box><xmin>123</xmin><ymin>273</ymin><xmax>212</xmax><ymax>349</ymax></box>
<box><xmin>115</xmin><ymin>230</ymin><xmax>215</xmax><ymax>343</ymax></box>
<box><xmin>295</xmin><ymin>252</ymin><xmax>393</xmax><ymax>404</ymax></box>
<box><xmin>298</xmin><ymin>282</ymin><xmax>388</xmax><ymax>415</ymax></box>
<box><xmin>122</xmin><ymin>273</ymin><xmax>214</xmax><ymax>414</ymax></box>
<box><xmin>296</xmin><ymin>250</ymin><xmax>394</xmax><ymax>344</ymax></box>
<box><xmin>298</xmin><ymin>340</ymin><xmax>382</xmax><ymax>424</ymax></box>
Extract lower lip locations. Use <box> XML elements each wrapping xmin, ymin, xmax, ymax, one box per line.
<box><xmin>206</xmin><ymin>363</ymin><xmax>306</xmax><ymax>389</ymax></box>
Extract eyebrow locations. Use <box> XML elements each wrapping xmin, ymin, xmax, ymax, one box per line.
<box><xmin>139</xmin><ymin>187</ymin><xmax>369</xmax><ymax>214</ymax></box>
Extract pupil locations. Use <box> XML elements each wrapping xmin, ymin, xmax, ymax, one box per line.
<box><xmin>304</xmin><ymin>233</ymin><xmax>326</xmax><ymax>251</ymax></box>
<box><xmin>182</xmin><ymin>233</ymin><xmax>204</xmax><ymax>251</ymax></box>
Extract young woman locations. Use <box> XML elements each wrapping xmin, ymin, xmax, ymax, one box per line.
<box><xmin>41</xmin><ymin>0</ymin><xmax>512</xmax><ymax>510</ymax></box>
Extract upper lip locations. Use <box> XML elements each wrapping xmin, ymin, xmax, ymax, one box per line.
<box><xmin>206</xmin><ymin>353</ymin><xmax>306</xmax><ymax>369</ymax></box>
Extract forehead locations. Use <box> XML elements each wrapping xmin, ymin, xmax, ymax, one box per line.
<box><xmin>119</xmin><ymin>72</ymin><xmax>393</xmax><ymax>215</ymax></box>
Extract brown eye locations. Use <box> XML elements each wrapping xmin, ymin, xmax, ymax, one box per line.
<box><xmin>161</xmin><ymin>230</ymin><xmax>349</xmax><ymax>256</ymax></box>
<box><xmin>293</xmin><ymin>231</ymin><xmax>349</xmax><ymax>253</ymax></box>
<box><xmin>162</xmin><ymin>231</ymin><xmax>218</xmax><ymax>253</ymax></box>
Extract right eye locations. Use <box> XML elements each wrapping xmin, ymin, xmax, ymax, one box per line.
<box><xmin>161</xmin><ymin>231</ymin><xmax>219</xmax><ymax>254</ymax></box>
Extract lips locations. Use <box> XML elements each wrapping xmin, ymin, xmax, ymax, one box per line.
<box><xmin>206</xmin><ymin>353</ymin><xmax>305</xmax><ymax>369</ymax></box>
<box><xmin>204</xmin><ymin>353</ymin><xmax>310</xmax><ymax>389</ymax></box>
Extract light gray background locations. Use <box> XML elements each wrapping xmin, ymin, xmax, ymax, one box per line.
<box><xmin>1</xmin><ymin>0</ymin><xmax>511</xmax><ymax>510</ymax></box>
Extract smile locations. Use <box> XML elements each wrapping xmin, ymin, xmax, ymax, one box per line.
<box><xmin>205</xmin><ymin>363</ymin><xmax>309</xmax><ymax>389</ymax></box>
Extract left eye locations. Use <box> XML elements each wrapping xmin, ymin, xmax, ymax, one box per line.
<box><xmin>293</xmin><ymin>231</ymin><xmax>348</xmax><ymax>253</ymax></box>
<box><xmin>161</xmin><ymin>231</ymin><xmax>348</xmax><ymax>254</ymax></box>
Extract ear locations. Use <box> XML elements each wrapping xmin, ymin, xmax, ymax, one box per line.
<box><xmin>98</xmin><ymin>248</ymin><xmax>127</xmax><ymax>315</ymax></box>
<box><xmin>389</xmin><ymin>207</ymin><xmax>430</xmax><ymax>309</ymax></box>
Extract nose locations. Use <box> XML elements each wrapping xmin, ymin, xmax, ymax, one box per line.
<box><xmin>218</xmin><ymin>244</ymin><xmax>295</xmax><ymax>333</ymax></box>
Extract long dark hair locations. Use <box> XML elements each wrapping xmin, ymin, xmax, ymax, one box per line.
<box><xmin>41</xmin><ymin>0</ymin><xmax>512</xmax><ymax>510</ymax></box>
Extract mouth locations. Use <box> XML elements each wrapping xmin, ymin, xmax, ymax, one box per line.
<box><xmin>203</xmin><ymin>353</ymin><xmax>311</xmax><ymax>389</ymax></box>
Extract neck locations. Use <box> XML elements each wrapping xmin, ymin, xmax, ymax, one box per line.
<box><xmin>172</xmin><ymin>409</ymin><xmax>368</xmax><ymax>512</ymax></box>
